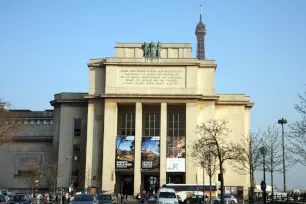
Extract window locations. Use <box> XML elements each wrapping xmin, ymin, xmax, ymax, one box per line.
<box><xmin>144</xmin><ymin>113</ymin><xmax>160</xmax><ymax>136</ymax></box>
<box><xmin>49</xmin><ymin>120</ymin><xmax>54</xmax><ymax>125</ymax></box>
<box><xmin>167</xmin><ymin>113</ymin><xmax>185</xmax><ymax>137</ymax></box>
<box><xmin>120</xmin><ymin>113</ymin><xmax>135</xmax><ymax>136</ymax></box>
<box><xmin>24</xmin><ymin>120</ymin><xmax>28</xmax><ymax>125</ymax></box>
<box><xmin>74</xmin><ymin>119</ymin><xmax>82</xmax><ymax>136</ymax></box>
<box><xmin>43</xmin><ymin>120</ymin><xmax>47</xmax><ymax>125</ymax></box>
<box><xmin>30</xmin><ymin>120</ymin><xmax>35</xmax><ymax>125</ymax></box>
<box><xmin>36</xmin><ymin>120</ymin><xmax>41</xmax><ymax>125</ymax></box>
<box><xmin>167</xmin><ymin>113</ymin><xmax>186</xmax><ymax>158</ymax></box>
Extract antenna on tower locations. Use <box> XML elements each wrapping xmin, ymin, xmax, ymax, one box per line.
<box><xmin>200</xmin><ymin>5</ymin><xmax>202</xmax><ymax>22</ymax></box>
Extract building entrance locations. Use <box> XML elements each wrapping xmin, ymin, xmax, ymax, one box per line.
<box><xmin>121</xmin><ymin>175</ymin><xmax>134</xmax><ymax>195</ymax></box>
<box><xmin>143</xmin><ymin>175</ymin><xmax>159</xmax><ymax>194</ymax></box>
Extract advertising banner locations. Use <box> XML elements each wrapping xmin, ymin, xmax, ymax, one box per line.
<box><xmin>141</xmin><ymin>136</ymin><xmax>160</xmax><ymax>169</ymax></box>
<box><xmin>167</xmin><ymin>138</ymin><xmax>186</xmax><ymax>158</ymax></box>
<box><xmin>115</xmin><ymin>136</ymin><xmax>135</xmax><ymax>169</ymax></box>
<box><xmin>166</xmin><ymin>137</ymin><xmax>186</xmax><ymax>172</ymax></box>
<box><xmin>167</xmin><ymin>158</ymin><xmax>185</xmax><ymax>172</ymax></box>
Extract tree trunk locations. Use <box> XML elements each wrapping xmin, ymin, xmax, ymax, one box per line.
<box><xmin>251</xmin><ymin>171</ymin><xmax>256</xmax><ymax>204</ymax></box>
<box><xmin>250</xmin><ymin>168</ymin><xmax>253</xmax><ymax>204</ymax></box>
<box><xmin>271</xmin><ymin>170</ymin><xmax>274</xmax><ymax>203</ymax></box>
<box><xmin>220</xmin><ymin>163</ymin><xmax>224</xmax><ymax>204</ymax></box>
<box><xmin>209</xmin><ymin>174</ymin><xmax>212</xmax><ymax>204</ymax></box>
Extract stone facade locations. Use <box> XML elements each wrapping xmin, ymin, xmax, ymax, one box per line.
<box><xmin>0</xmin><ymin>110</ymin><xmax>54</xmax><ymax>192</ymax></box>
<box><xmin>51</xmin><ymin>43</ymin><xmax>253</xmax><ymax>199</ymax></box>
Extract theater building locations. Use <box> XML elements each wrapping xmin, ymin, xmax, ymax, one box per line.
<box><xmin>0</xmin><ymin>11</ymin><xmax>253</xmax><ymax>198</ymax></box>
<box><xmin>52</xmin><ymin>33</ymin><xmax>253</xmax><ymax>199</ymax></box>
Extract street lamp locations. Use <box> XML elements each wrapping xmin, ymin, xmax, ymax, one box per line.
<box><xmin>260</xmin><ymin>146</ymin><xmax>267</xmax><ymax>204</ymax></box>
<box><xmin>278</xmin><ymin>118</ymin><xmax>287</xmax><ymax>193</ymax></box>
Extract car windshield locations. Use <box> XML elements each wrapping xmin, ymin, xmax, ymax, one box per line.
<box><xmin>0</xmin><ymin>195</ymin><xmax>6</xmax><ymax>202</ymax></box>
<box><xmin>159</xmin><ymin>192</ymin><xmax>176</xmax><ymax>198</ymax></box>
<box><xmin>73</xmin><ymin>195</ymin><xmax>94</xmax><ymax>201</ymax></box>
<box><xmin>225</xmin><ymin>195</ymin><xmax>232</xmax><ymax>198</ymax></box>
<box><xmin>10</xmin><ymin>195</ymin><xmax>26</xmax><ymax>201</ymax></box>
<box><xmin>97</xmin><ymin>195</ymin><xmax>111</xmax><ymax>200</ymax></box>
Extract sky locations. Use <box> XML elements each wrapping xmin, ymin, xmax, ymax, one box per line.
<box><xmin>1</xmin><ymin>0</ymin><xmax>306</xmax><ymax>190</ymax></box>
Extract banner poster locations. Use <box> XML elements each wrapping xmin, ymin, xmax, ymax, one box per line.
<box><xmin>225</xmin><ymin>186</ymin><xmax>231</xmax><ymax>194</ymax></box>
<box><xmin>141</xmin><ymin>136</ymin><xmax>160</xmax><ymax>169</ymax></box>
<box><xmin>115</xmin><ymin>136</ymin><xmax>135</xmax><ymax>169</ymax></box>
<box><xmin>167</xmin><ymin>138</ymin><xmax>186</xmax><ymax>158</ymax></box>
<box><xmin>231</xmin><ymin>186</ymin><xmax>237</xmax><ymax>195</ymax></box>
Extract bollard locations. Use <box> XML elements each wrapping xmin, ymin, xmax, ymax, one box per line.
<box><xmin>226</xmin><ymin>200</ymin><xmax>228</xmax><ymax>204</ymax></box>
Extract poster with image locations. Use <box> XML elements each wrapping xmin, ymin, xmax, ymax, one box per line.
<box><xmin>115</xmin><ymin>136</ymin><xmax>135</xmax><ymax>169</ymax></box>
<box><xmin>166</xmin><ymin>137</ymin><xmax>186</xmax><ymax>172</ymax></box>
<box><xmin>141</xmin><ymin>136</ymin><xmax>160</xmax><ymax>169</ymax></box>
<box><xmin>167</xmin><ymin>138</ymin><xmax>186</xmax><ymax>158</ymax></box>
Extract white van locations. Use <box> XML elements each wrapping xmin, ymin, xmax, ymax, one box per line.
<box><xmin>155</xmin><ymin>188</ymin><xmax>178</xmax><ymax>204</ymax></box>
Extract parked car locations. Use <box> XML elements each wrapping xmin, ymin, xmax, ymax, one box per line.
<box><xmin>213</xmin><ymin>195</ymin><xmax>237</xmax><ymax>204</ymax></box>
<box><xmin>0</xmin><ymin>194</ymin><xmax>8</xmax><ymax>203</ymax></box>
<box><xmin>97</xmin><ymin>194</ymin><xmax>112</xmax><ymax>204</ymax></box>
<box><xmin>155</xmin><ymin>188</ymin><xmax>178</xmax><ymax>204</ymax></box>
<box><xmin>185</xmin><ymin>195</ymin><xmax>208</xmax><ymax>204</ymax></box>
<box><xmin>71</xmin><ymin>194</ymin><xmax>97</xmax><ymax>204</ymax></box>
<box><xmin>8</xmin><ymin>194</ymin><xmax>33</xmax><ymax>204</ymax></box>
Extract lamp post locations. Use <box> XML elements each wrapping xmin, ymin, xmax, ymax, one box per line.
<box><xmin>260</xmin><ymin>146</ymin><xmax>267</xmax><ymax>204</ymax></box>
<box><xmin>278</xmin><ymin>118</ymin><xmax>287</xmax><ymax>193</ymax></box>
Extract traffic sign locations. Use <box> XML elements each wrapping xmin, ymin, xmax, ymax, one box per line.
<box><xmin>261</xmin><ymin>181</ymin><xmax>266</xmax><ymax>191</ymax></box>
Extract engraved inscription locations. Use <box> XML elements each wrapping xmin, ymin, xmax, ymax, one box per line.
<box><xmin>118</xmin><ymin>67</ymin><xmax>185</xmax><ymax>87</ymax></box>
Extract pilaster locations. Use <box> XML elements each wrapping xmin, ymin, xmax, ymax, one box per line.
<box><xmin>160</xmin><ymin>103</ymin><xmax>167</xmax><ymax>186</ymax></box>
<box><xmin>134</xmin><ymin>102</ymin><xmax>142</xmax><ymax>195</ymax></box>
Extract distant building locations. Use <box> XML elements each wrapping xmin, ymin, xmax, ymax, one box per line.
<box><xmin>0</xmin><ymin>109</ymin><xmax>54</xmax><ymax>192</ymax></box>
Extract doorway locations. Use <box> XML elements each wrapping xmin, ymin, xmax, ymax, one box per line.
<box><xmin>121</xmin><ymin>175</ymin><xmax>134</xmax><ymax>195</ymax></box>
<box><xmin>143</xmin><ymin>175</ymin><xmax>159</xmax><ymax>194</ymax></box>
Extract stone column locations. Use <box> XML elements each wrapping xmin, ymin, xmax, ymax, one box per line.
<box><xmin>160</xmin><ymin>103</ymin><xmax>167</xmax><ymax>186</ymax></box>
<box><xmin>185</xmin><ymin>102</ymin><xmax>198</xmax><ymax>184</ymax></box>
<box><xmin>85</xmin><ymin>100</ymin><xmax>104</xmax><ymax>188</ymax></box>
<box><xmin>102</xmin><ymin>100</ymin><xmax>118</xmax><ymax>193</ymax></box>
<box><xmin>134</xmin><ymin>102</ymin><xmax>142</xmax><ymax>195</ymax></box>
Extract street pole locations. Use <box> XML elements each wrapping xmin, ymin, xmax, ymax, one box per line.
<box><xmin>278</xmin><ymin>118</ymin><xmax>287</xmax><ymax>193</ymax></box>
<box><xmin>263</xmin><ymin>152</ymin><xmax>266</xmax><ymax>204</ymax></box>
<box><xmin>203</xmin><ymin>165</ymin><xmax>205</xmax><ymax>204</ymax></box>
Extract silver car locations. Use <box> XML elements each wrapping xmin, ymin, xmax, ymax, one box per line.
<box><xmin>71</xmin><ymin>194</ymin><xmax>98</xmax><ymax>204</ymax></box>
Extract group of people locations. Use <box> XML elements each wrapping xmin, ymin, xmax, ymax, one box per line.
<box><xmin>32</xmin><ymin>192</ymin><xmax>75</xmax><ymax>204</ymax></box>
<box><xmin>136</xmin><ymin>190</ymin><xmax>156</xmax><ymax>204</ymax></box>
<box><xmin>117</xmin><ymin>193</ymin><xmax>129</xmax><ymax>204</ymax></box>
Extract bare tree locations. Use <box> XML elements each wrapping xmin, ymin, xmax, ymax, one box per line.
<box><xmin>263</xmin><ymin>126</ymin><xmax>295</xmax><ymax>199</ymax></box>
<box><xmin>190</xmin><ymin>139</ymin><xmax>218</xmax><ymax>204</ymax></box>
<box><xmin>0</xmin><ymin>100</ymin><xmax>22</xmax><ymax>147</ymax></box>
<box><xmin>230</xmin><ymin>131</ymin><xmax>262</xmax><ymax>204</ymax></box>
<box><xmin>23</xmin><ymin>163</ymin><xmax>42</xmax><ymax>194</ymax></box>
<box><xmin>195</xmin><ymin>119</ymin><xmax>243</xmax><ymax>204</ymax></box>
<box><xmin>48</xmin><ymin>160</ymin><xmax>61</xmax><ymax>195</ymax></box>
<box><xmin>289</xmin><ymin>90</ymin><xmax>306</xmax><ymax>165</ymax></box>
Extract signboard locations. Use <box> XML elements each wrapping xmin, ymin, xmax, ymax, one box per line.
<box><xmin>225</xmin><ymin>186</ymin><xmax>231</xmax><ymax>194</ymax></box>
<box><xmin>167</xmin><ymin>158</ymin><xmax>185</xmax><ymax>172</ymax></box>
<box><xmin>141</xmin><ymin>137</ymin><xmax>160</xmax><ymax>169</ymax></box>
<box><xmin>115</xmin><ymin>136</ymin><xmax>135</xmax><ymax>169</ymax></box>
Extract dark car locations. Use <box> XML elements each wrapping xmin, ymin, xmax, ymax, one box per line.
<box><xmin>186</xmin><ymin>195</ymin><xmax>207</xmax><ymax>204</ymax></box>
<box><xmin>71</xmin><ymin>194</ymin><xmax>97</xmax><ymax>204</ymax></box>
<box><xmin>97</xmin><ymin>194</ymin><xmax>112</xmax><ymax>204</ymax></box>
<box><xmin>0</xmin><ymin>194</ymin><xmax>8</xmax><ymax>203</ymax></box>
<box><xmin>8</xmin><ymin>194</ymin><xmax>33</xmax><ymax>204</ymax></box>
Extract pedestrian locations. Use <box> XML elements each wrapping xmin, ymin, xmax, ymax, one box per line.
<box><xmin>136</xmin><ymin>193</ymin><xmax>141</xmax><ymax>204</ymax></box>
<box><xmin>117</xmin><ymin>193</ymin><xmax>121</xmax><ymax>204</ymax></box>
<box><xmin>62</xmin><ymin>194</ymin><xmax>66</xmax><ymax>204</ymax></box>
